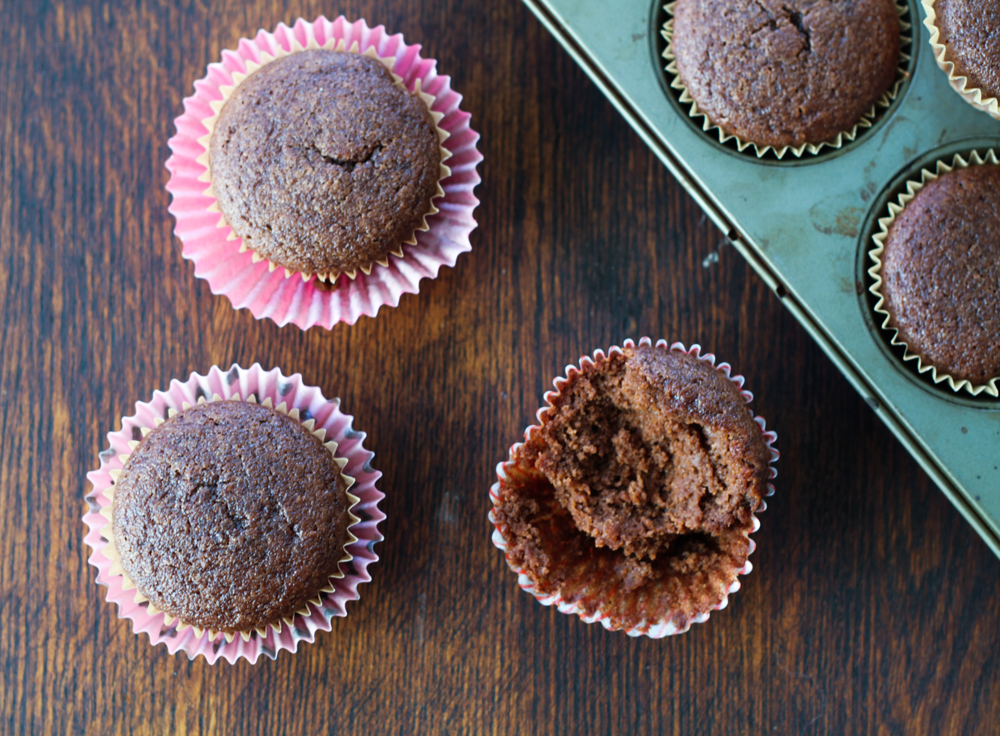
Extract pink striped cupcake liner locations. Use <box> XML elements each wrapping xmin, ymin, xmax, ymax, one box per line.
<box><xmin>165</xmin><ymin>17</ymin><xmax>482</xmax><ymax>328</ymax></box>
<box><xmin>489</xmin><ymin>338</ymin><xmax>779</xmax><ymax>638</ymax></box>
<box><xmin>82</xmin><ymin>364</ymin><xmax>385</xmax><ymax>664</ymax></box>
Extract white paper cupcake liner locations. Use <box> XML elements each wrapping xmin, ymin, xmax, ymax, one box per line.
<box><xmin>867</xmin><ymin>149</ymin><xmax>1000</xmax><ymax>397</ymax></box>
<box><xmin>83</xmin><ymin>364</ymin><xmax>385</xmax><ymax>663</ymax></box>
<box><xmin>923</xmin><ymin>0</ymin><xmax>1000</xmax><ymax>121</ymax></box>
<box><xmin>165</xmin><ymin>17</ymin><xmax>482</xmax><ymax>328</ymax></box>
<box><xmin>489</xmin><ymin>338</ymin><xmax>779</xmax><ymax>638</ymax></box>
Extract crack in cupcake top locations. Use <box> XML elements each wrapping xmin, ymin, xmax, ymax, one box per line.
<box><xmin>112</xmin><ymin>401</ymin><xmax>351</xmax><ymax>633</ymax></box>
<box><xmin>209</xmin><ymin>49</ymin><xmax>442</xmax><ymax>276</ymax></box>
<box><xmin>671</xmin><ymin>0</ymin><xmax>900</xmax><ymax>147</ymax></box>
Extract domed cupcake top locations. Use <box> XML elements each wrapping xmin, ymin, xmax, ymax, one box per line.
<box><xmin>932</xmin><ymin>0</ymin><xmax>1000</xmax><ymax>101</ymax></box>
<box><xmin>878</xmin><ymin>163</ymin><xmax>1000</xmax><ymax>386</ymax></box>
<box><xmin>671</xmin><ymin>0</ymin><xmax>900</xmax><ymax>148</ymax></box>
<box><xmin>209</xmin><ymin>49</ymin><xmax>443</xmax><ymax>278</ymax></box>
<box><xmin>112</xmin><ymin>400</ymin><xmax>353</xmax><ymax>633</ymax></box>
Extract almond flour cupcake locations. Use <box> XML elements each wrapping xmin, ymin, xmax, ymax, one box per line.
<box><xmin>112</xmin><ymin>400</ymin><xmax>356</xmax><ymax>636</ymax></box>
<box><xmin>489</xmin><ymin>339</ymin><xmax>778</xmax><ymax>637</ymax></box>
<box><xmin>165</xmin><ymin>17</ymin><xmax>482</xmax><ymax>328</ymax></box>
<box><xmin>663</xmin><ymin>0</ymin><xmax>907</xmax><ymax>157</ymax></box>
<box><xmin>923</xmin><ymin>0</ymin><xmax>1000</xmax><ymax>120</ymax></box>
<box><xmin>82</xmin><ymin>364</ymin><xmax>385</xmax><ymax>663</ymax></box>
<box><xmin>209</xmin><ymin>49</ymin><xmax>445</xmax><ymax>280</ymax></box>
<box><xmin>868</xmin><ymin>151</ymin><xmax>1000</xmax><ymax>396</ymax></box>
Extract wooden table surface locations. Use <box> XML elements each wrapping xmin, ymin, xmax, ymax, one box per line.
<box><xmin>2</xmin><ymin>1</ymin><xmax>999</xmax><ymax>734</ymax></box>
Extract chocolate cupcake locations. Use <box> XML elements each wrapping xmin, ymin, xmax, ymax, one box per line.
<box><xmin>112</xmin><ymin>400</ymin><xmax>354</xmax><ymax>635</ymax></box>
<box><xmin>489</xmin><ymin>340</ymin><xmax>778</xmax><ymax>637</ymax></box>
<box><xmin>869</xmin><ymin>151</ymin><xmax>1000</xmax><ymax>396</ymax></box>
<box><xmin>209</xmin><ymin>49</ymin><xmax>445</xmax><ymax>280</ymax></box>
<box><xmin>663</xmin><ymin>0</ymin><xmax>906</xmax><ymax>157</ymax></box>
<box><xmin>165</xmin><ymin>17</ymin><xmax>482</xmax><ymax>329</ymax></box>
<box><xmin>924</xmin><ymin>0</ymin><xmax>1000</xmax><ymax>119</ymax></box>
<box><xmin>83</xmin><ymin>364</ymin><xmax>385</xmax><ymax>663</ymax></box>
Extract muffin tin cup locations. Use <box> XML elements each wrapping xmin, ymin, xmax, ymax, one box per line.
<box><xmin>488</xmin><ymin>338</ymin><xmax>779</xmax><ymax>638</ymax></box>
<box><xmin>922</xmin><ymin>0</ymin><xmax>1000</xmax><ymax>121</ymax></box>
<box><xmin>165</xmin><ymin>16</ymin><xmax>482</xmax><ymax>328</ymax></box>
<box><xmin>659</xmin><ymin>1</ymin><xmax>911</xmax><ymax>160</ymax></box>
<box><xmin>867</xmin><ymin>149</ymin><xmax>1000</xmax><ymax>397</ymax></box>
<box><xmin>82</xmin><ymin>364</ymin><xmax>385</xmax><ymax>664</ymax></box>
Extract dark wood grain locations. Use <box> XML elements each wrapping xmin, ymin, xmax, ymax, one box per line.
<box><xmin>2</xmin><ymin>1</ymin><xmax>999</xmax><ymax>734</ymax></box>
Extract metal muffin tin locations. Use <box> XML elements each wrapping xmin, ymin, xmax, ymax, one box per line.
<box><xmin>523</xmin><ymin>0</ymin><xmax>1000</xmax><ymax>557</ymax></box>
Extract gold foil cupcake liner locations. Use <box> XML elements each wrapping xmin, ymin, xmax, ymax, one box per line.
<box><xmin>97</xmin><ymin>393</ymin><xmax>363</xmax><ymax>643</ymax></box>
<box><xmin>661</xmin><ymin>1</ymin><xmax>911</xmax><ymax>159</ymax></box>
<box><xmin>867</xmin><ymin>148</ymin><xmax>1000</xmax><ymax>397</ymax></box>
<box><xmin>197</xmin><ymin>30</ymin><xmax>453</xmax><ymax>282</ymax></box>
<box><xmin>922</xmin><ymin>0</ymin><xmax>1000</xmax><ymax>121</ymax></box>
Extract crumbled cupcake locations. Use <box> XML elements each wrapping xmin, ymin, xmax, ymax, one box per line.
<box><xmin>491</xmin><ymin>342</ymin><xmax>775</xmax><ymax>636</ymax></box>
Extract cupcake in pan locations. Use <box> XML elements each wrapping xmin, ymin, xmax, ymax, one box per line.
<box><xmin>165</xmin><ymin>17</ymin><xmax>482</xmax><ymax>328</ymax></box>
<box><xmin>489</xmin><ymin>339</ymin><xmax>778</xmax><ymax>637</ymax></box>
<box><xmin>923</xmin><ymin>0</ymin><xmax>1000</xmax><ymax>120</ymax></box>
<box><xmin>868</xmin><ymin>150</ymin><xmax>1000</xmax><ymax>396</ymax></box>
<box><xmin>82</xmin><ymin>364</ymin><xmax>385</xmax><ymax>663</ymax></box>
<box><xmin>662</xmin><ymin>0</ymin><xmax>908</xmax><ymax>158</ymax></box>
